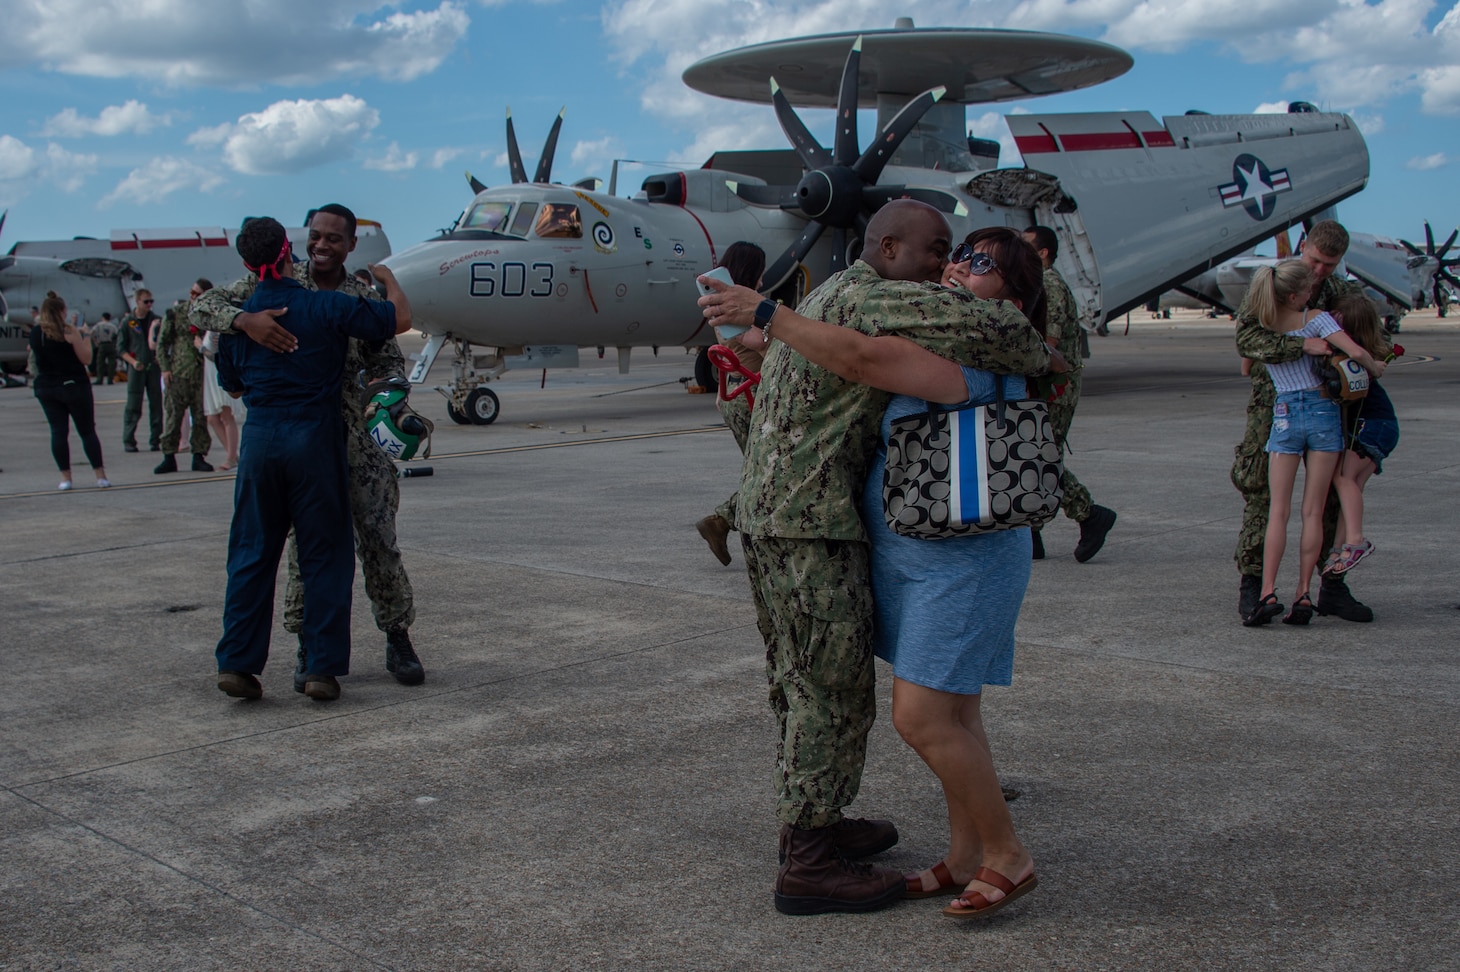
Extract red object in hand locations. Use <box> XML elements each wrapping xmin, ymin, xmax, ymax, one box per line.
<box><xmin>707</xmin><ymin>344</ymin><xmax>760</xmax><ymax>410</ymax></box>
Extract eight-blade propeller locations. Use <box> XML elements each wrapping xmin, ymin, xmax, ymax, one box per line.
<box><xmin>729</xmin><ymin>36</ymin><xmax>965</xmax><ymax>292</ymax></box>
<box><xmin>1399</xmin><ymin>221</ymin><xmax>1460</xmax><ymax>312</ymax></box>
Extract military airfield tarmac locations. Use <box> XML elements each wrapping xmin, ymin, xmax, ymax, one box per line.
<box><xmin>2</xmin><ymin>310</ymin><xmax>1457</xmax><ymax>971</ymax></box>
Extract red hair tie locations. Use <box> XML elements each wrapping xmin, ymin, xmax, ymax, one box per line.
<box><xmin>244</xmin><ymin>239</ymin><xmax>292</xmax><ymax>281</ymax></box>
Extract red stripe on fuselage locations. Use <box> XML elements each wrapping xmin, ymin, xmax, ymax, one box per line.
<box><xmin>1016</xmin><ymin>130</ymin><xmax>1176</xmax><ymax>154</ymax></box>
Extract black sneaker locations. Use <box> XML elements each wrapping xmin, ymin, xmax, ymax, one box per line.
<box><xmin>153</xmin><ymin>454</ymin><xmax>178</xmax><ymax>475</ymax></box>
<box><xmin>192</xmin><ymin>454</ymin><xmax>214</xmax><ymax>472</ymax></box>
<box><xmin>386</xmin><ymin>628</ymin><xmax>425</xmax><ymax>685</ymax></box>
<box><xmin>1074</xmin><ymin>506</ymin><xmax>1117</xmax><ymax>563</ymax></box>
<box><xmin>124</xmin><ymin>443</ymin><xmax>139</xmax><ymax>453</ymax></box>
<box><xmin>1238</xmin><ymin>574</ymin><xmax>1262</xmax><ymax>619</ymax></box>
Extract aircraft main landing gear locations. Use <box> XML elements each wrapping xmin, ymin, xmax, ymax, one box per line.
<box><xmin>457</xmin><ymin>387</ymin><xmax>499</xmax><ymax>425</ymax></box>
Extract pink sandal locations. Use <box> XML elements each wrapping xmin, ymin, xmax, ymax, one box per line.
<box><xmin>1329</xmin><ymin>540</ymin><xmax>1374</xmax><ymax>575</ymax></box>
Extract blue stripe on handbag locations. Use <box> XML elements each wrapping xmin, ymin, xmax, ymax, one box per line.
<box><xmin>884</xmin><ymin>382</ymin><xmax>1063</xmax><ymax>539</ymax></box>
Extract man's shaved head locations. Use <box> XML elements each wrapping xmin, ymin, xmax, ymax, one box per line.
<box><xmin>862</xmin><ymin>199</ymin><xmax>951</xmax><ymax>283</ymax></box>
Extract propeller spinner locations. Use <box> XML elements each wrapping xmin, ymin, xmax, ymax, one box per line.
<box><xmin>1399</xmin><ymin>221</ymin><xmax>1460</xmax><ymax>311</ymax></box>
<box><xmin>729</xmin><ymin>37</ymin><xmax>962</xmax><ymax>292</ymax></box>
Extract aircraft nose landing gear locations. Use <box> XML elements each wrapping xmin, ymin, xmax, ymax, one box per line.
<box><xmin>449</xmin><ymin>387</ymin><xmax>500</xmax><ymax>425</ymax></box>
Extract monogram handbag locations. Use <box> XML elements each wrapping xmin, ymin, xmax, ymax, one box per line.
<box><xmin>883</xmin><ymin>383</ymin><xmax>1063</xmax><ymax>539</ymax></box>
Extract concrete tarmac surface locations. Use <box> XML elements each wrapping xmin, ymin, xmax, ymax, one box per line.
<box><xmin>2</xmin><ymin>312</ymin><xmax>1457</xmax><ymax>971</ymax></box>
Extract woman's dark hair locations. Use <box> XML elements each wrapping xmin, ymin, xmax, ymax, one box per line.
<box><xmin>718</xmin><ymin>241</ymin><xmax>766</xmax><ymax>290</ymax></box>
<box><xmin>236</xmin><ymin>217</ymin><xmax>289</xmax><ymax>272</ymax></box>
<box><xmin>1330</xmin><ymin>293</ymin><xmax>1386</xmax><ymax>359</ymax></box>
<box><xmin>963</xmin><ymin>226</ymin><xmax>1048</xmax><ymax>335</ymax></box>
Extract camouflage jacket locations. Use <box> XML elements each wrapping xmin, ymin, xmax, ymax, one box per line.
<box><xmin>738</xmin><ymin>260</ymin><xmax>1053</xmax><ymax>542</ymax></box>
<box><xmin>190</xmin><ymin>261</ymin><xmax>405</xmax><ymax>430</ymax></box>
<box><xmin>1043</xmin><ymin>267</ymin><xmax>1083</xmax><ymax>367</ymax></box>
<box><xmin>155</xmin><ymin>302</ymin><xmax>203</xmax><ymax>380</ymax></box>
<box><xmin>1235</xmin><ymin>273</ymin><xmax>1365</xmax><ymax>407</ymax></box>
<box><xmin>118</xmin><ymin>311</ymin><xmax>160</xmax><ymax>367</ymax></box>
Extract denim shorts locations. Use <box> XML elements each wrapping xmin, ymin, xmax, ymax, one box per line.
<box><xmin>1351</xmin><ymin>418</ymin><xmax>1399</xmax><ymax>474</ymax></box>
<box><xmin>1267</xmin><ymin>388</ymin><xmax>1342</xmax><ymax>454</ymax></box>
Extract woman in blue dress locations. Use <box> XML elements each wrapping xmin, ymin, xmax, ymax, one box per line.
<box><xmin>703</xmin><ymin>227</ymin><xmax>1061</xmax><ymax>920</ymax></box>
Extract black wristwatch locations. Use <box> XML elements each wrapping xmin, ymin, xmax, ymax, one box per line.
<box><xmin>753</xmin><ymin>299</ymin><xmax>779</xmax><ymax>331</ymax></box>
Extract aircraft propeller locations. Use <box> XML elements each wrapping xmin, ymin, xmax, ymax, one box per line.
<box><xmin>1398</xmin><ymin>220</ymin><xmax>1460</xmax><ymax>312</ymax></box>
<box><xmin>506</xmin><ymin>107</ymin><xmax>566</xmax><ymax>185</ymax></box>
<box><xmin>465</xmin><ymin>171</ymin><xmax>488</xmax><ymax>195</ymax></box>
<box><xmin>729</xmin><ymin>36</ymin><xmax>964</xmax><ymax>292</ymax></box>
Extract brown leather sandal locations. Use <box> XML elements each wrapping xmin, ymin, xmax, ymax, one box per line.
<box><xmin>904</xmin><ymin>861</ymin><xmax>962</xmax><ymax>899</ymax></box>
<box><xmin>943</xmin><ymin>866</ymin><xmax>1038</xmax><ymax>919</ymax></box>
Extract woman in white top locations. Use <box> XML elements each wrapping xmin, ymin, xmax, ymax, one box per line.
<box><xmin>1244</xmin><ymin>260</ymin><xmax>1385</xmax><ymax>626</ymax></box>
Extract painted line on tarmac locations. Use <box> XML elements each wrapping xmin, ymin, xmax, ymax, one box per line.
<box><xmin>1</xmin><ymin>473</ymin><xmax>234</xmax><ymax>501</ymax></box>
<box><xmin>425</xmin><ymin>424</ymin><xmax>726</xmax><ymax>460</ymax></box>
<box><xmin>1</xmin><ymin>426</ymin><xmax>727</xmax><ymax>500</ymax></box>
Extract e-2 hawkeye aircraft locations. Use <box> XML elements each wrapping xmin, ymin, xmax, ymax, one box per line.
<box><xmin>1168</xmin><ymin>217</ymin><xmax>1458</xmax><ymax>332</ymax></box>
<box><xmin>382</xmin><ymin>21</ymin><xmax>1370</xmax><ymax>426</ymax></box>
<box><xmin>0</xmin><ymin>212</ymin><xmax>390</xmax><ymax>373</ymax></box>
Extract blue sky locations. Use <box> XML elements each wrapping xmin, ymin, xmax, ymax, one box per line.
<box><xmin>2</xmin><ymin>0</ymin><xmax>1457</xmax><ymax>254</ymax></box>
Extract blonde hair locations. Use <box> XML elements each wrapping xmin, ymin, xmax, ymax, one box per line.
<box><xmin>1330</xmin><ymin>293</ymin><xmax>1386</xmax><ymax>359</ymax></box>
<box><xmin>38</xmin><ymin>291</ymin><xmax>68</xmax><ymax>342</ymax></box>
<box><xmin>1247</xmin><ymin>259</ymin><xmax>1316</xmax><ymax>331</ymax></box>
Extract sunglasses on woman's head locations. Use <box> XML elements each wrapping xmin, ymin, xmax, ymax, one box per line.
<box><xmin>949</xmin><ymin>244</ymin><xmax>998</xmax><ymax>275</ymax></box>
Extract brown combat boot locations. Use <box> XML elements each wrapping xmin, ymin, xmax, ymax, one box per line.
<box><xmin>695</xmin><ymin>514</ymin><xmax>733</xmax><ymax>566</ymax></box>
<box><xmin>774</xmin><ymin>824</ymin><xmax>905</xmax><ymax>915</ymax></box>
<box><xmin>828</xmin><ymin>816</ymin><xmax>898</xmax><ymax>859</ymax></box>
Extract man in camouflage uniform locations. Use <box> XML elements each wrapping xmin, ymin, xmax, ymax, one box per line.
<box><xmin>1025</xmin><ymin>226</ymin><xmax>1117</xmax><ymax>563</ymax></box>
<box><xmin>154</xmin><ymin>281</ymin><xmax>214</xmax><ymax>474</ymax></box>
<box><xmin>118</xmin><ymin>289</ymin><xmax>163</xmax><ymax>451</ymax></box>
<box><xmin>192</xmin><ymin>204</ymin><xmax>424</xmax><ymax>686</ymax></box>
<box><xmin>726</xmin><ymin>201</ymin><xmax>1053</xmax><ymax>915</ymax></box>
<box><xmin>1232</xmin><ymin>219</ymin><xmax>1370</xmax><ymax>622</ymax></box>
<box><xmin>92</xmin><ymin>313</ymin><xmax>119</xmax><ymax>385</ymax></box>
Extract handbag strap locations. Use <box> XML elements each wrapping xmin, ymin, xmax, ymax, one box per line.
<box><xmin>922</xmin><ymin>377</ymin><xmax>1010</xmax><ymax>424</ymax></box>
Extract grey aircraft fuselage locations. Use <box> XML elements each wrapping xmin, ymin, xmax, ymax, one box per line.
<box><xmin>384</xmin><ymin>105</ymin><xmax>1370</xmax><ymax>422</ymax></box>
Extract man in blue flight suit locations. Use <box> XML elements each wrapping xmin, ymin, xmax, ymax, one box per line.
<box><xmin>214</xmin><ymin>217</ymin><xmax>412</xmax><ymax>702</ymax></box>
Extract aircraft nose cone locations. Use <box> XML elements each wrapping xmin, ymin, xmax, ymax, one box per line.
<box><xmin>382</xmin><ymin>240</ymin><xmax>461</xmax><ymax>334</ymax></box>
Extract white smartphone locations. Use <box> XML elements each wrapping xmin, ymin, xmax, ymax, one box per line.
<box><xmin>696</xmin><ymin>265</ymin><xmax>735</xmax><ymax>296</ymax></box>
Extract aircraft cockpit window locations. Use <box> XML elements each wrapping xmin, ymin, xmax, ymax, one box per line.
<box><xmin>461</xmin><ymin>202</ymin><xmax>513</xmax><ymax>232</ymax></box>
<box><xmin>535</xmin><ymin>204</ymin><xmax>582</xmax><ymax>239</ymax></box>
<box><xmin>509</xmin><ymin>203</ymin><xmax>538</xmax><ymax>238</ymax></box>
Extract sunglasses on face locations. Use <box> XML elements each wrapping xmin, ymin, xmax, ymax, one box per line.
<box><xmin>949</xmin><ymin>244</ymin><xmax>998</xmax><ymax>275</ymax></box>
<box><xmin>141</xmin><ymin>299</ymin><xmax>154</xmax><ymax>304</ymax></box>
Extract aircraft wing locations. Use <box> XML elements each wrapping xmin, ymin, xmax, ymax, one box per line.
<box><xmin>1006</xmin><ymin>110</ymin><xmax>1369</xmax><ymax>321</ymax></box>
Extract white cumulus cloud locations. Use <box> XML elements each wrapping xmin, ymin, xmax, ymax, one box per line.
<box><xmin>0</xmin><ymin>135</ymin><xmax>39</xmax><ymax>181</ymax></box>
<box><xmin>430</xmin><ymin>147</ymin><xmax>465</xmax><ymax>169</ymax></box>
<box><xmin>45</xmin><ymin>144</ymin><xmax>99</xmax><ymax>192</ymax></box>
<box><xmin>1</xmin><ymin>0</ymin><xmax>469</xmax><ymax>86</ymax></box>
<box><xmin>100</xmin><ymin>158</ymin><xmax>227</xmax><ymax>208</ymax></box>
<box><xmin>1406</xmin><ymin>152</ymin><xmax>1452</xmax><ymax>170</ymax></box>
<box><xmin>364</xmin><ymin>142</ymin><xmax>420</xmax><ymax>172</ymax></box>
<box><xmin>191</xmin><ymin>96</ymin><xmax>381</xmax><ymax>176</ymax></box>
<box><xmin>40</xmin><ymin>101</ymin><xmax>171</xmax><ymax>138</ymax></box>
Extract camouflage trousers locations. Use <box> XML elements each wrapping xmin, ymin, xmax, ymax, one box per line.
<box><xmin>713</xmin><ymin>388</ymin><xmax>753</xmax><ymax>527</ymax></box>
<box><xmin>1047</xmin><ymin>376</ymin><xmax>1093</xmax><ymax>524</ymax></box>
<box><xmin>283</xmin><ymin>421</ymin><xmax>414</xmax><ymax>635</ymax></box>
<box><xmin>1230</xmin><ymin>397</ymin><xmax>1340</xmax><ymax>577</ymax></box>
<box><xmin>159</xmin><ymin>372</ymin><xmax>211</xmax><ymax>456</ymax></box>
<box><xmin>742</xmin><ymin>534</ymin><xmax>876</xmax><ymax>830</ymax></box>
<box><xmin>93</xmin><ymin>344</ymin><xmax>117</xmax><ymax>384</ymax></box>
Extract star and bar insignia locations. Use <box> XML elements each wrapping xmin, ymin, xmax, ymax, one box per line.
<box><xmin>1217</xmin><ymin>153</ymin><xmax>1292</xmax><ymax>220</ymax></box>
